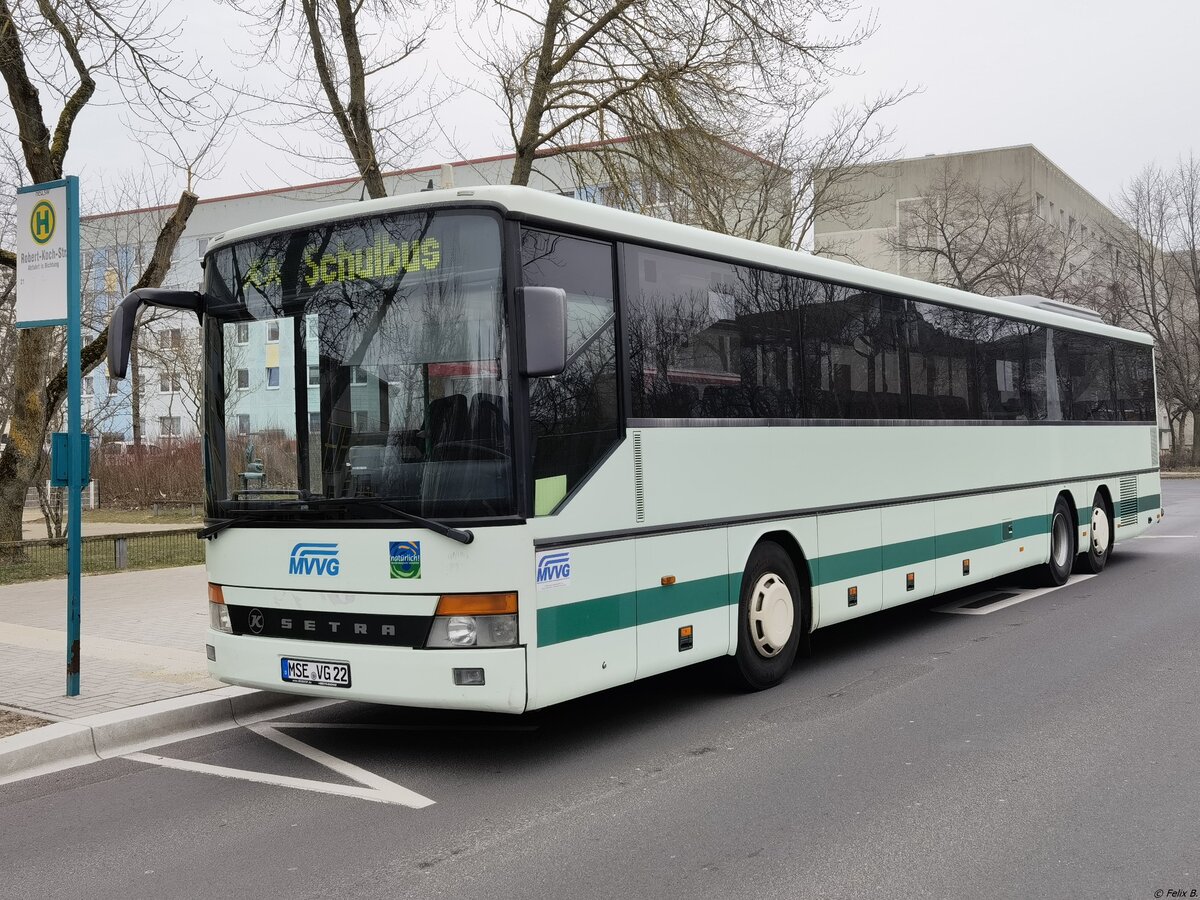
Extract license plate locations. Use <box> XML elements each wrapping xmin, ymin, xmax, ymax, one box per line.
<box><xmin>281</xmin><ymin>657</ymin><xmax>351</xmax><ymax>688</ymax></box>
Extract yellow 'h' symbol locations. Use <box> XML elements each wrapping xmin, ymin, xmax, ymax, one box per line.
<box><xmin>30</xmin><ymin>200</ymin><xmax>55</xmax><ymax>245</ymax></box>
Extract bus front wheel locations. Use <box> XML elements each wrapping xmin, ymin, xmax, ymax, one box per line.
<box><xmin>730</xmin><ymin>542</ymin><xmax>802</xmax><ymax>691</ymax></box>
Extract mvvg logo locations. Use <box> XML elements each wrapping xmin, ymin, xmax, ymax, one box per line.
<box><xmin>289</xmin><ymin>542</ymin><xmax>340</xmax><ymax>577</ymax></box>
<box><xmin>535</xmin><ymin>551</ymin><xmax>571</xmax><ymax>589</ymax></box>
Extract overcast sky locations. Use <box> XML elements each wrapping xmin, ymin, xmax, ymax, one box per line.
<box><xmin>67</xmin><ymin>0</ymin><xmax>1199</xmax><ymax>214</ymax></box>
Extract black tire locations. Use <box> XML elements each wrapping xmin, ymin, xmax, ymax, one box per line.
<box><xmin>1075</xmin><ymin>490</ymin><xmax>1113</xmax><ymax>574</ymax></box>
<box><xmin>1037</xmin><ymin>495</ymin><xmax>1076</xmax><ymax>587</ymax></box>
<box><xmin>730</xmin><ymin>542</ymin><xmax>803</xmax><ymax>691</ymax></box>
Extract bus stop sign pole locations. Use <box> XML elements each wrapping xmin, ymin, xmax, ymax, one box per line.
<box><xmin>16</xmin><ymin>175</ymin><xmax>83</xmax><ymax>697</ymax></box>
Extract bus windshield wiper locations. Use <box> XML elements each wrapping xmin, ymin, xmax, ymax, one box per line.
<box><xmin>200</xmin><ymin>498</ymin><xmax>474</xmax><ymax>544</ymax></box>
<box><xmin>200</xmin><ymin>500</ymin><xmax>337</xmax><ymax>540</ymax></box>
<box><xmin>308</xmin><ymin>497</ymin><xmax>474</xmax><ymax>545</ymax></box>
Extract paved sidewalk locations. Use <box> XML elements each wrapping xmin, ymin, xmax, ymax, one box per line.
<box><xmin>0</xmin><ymin>566</ymin><xmax>220</xmax><ymax>719</ymax></box>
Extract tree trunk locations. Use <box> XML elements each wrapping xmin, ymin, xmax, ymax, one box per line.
<box><xmin>1191</xmin><ymin>410</ymin><xmax>1200</xmax><ymax>467</ymax></box>
<box><xmin>0</xmin><ymin>328</ymin><xmax>53</xmax><ymax>541</ymax></box>
<box><xmin>508</xmin><ymin>0</ymin><xmax>565</xmax><ymax>188</ymax></box>
<box><xmin>130</xmin><ymin>333</ymin><xmax>142</xmax><ymax>446</ymax></box>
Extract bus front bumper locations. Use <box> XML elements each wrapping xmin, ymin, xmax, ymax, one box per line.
<box><xmin>205</xmin><ymin>630</ymin><xmax>528</xmax><ymax>714</ymax></box>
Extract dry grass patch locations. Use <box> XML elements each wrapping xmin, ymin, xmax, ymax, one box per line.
<box><xmin>0</xmin><ymin>708</ymin><xmax>46</xmax><ymax>738</ymax></box>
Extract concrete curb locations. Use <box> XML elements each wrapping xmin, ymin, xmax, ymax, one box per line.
<box><xmin>1160</xmin><ymin>472</ymin><xmax>1200</xmax><ymax>479</ymax></box>
<box><xmin>0</xmin><ymin>687</ymin><xmax>335</xmax><ymax>786</ymax></box>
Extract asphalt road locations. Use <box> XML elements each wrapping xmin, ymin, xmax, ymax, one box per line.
<box><xmin>4</xmin><ymin>483</ymin><xmax>1200</xmax><ymax>900</ymax></box>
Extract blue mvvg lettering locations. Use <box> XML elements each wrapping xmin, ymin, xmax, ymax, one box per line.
<box><xmin>289</xmin><ymin>543</ymin><xmax>341</xmax><ymax>577</ymax></box>
<box><xmin>537</xmin><ymin>551</ymin><xmax>571</xmax><ymax>584</ymax></box>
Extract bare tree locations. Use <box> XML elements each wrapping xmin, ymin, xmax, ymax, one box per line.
<box><xmin>0</xmin><ymin>0</ymin><xmax>212</xmax><ymax>542</ymax></box>
<box><xmin>882</xmin><ymin>165</ymin><xmax>1096</xmax><ymax>300</ymax></box>
<box><xmin>1105</xmin><ymin>156</ymin><xmax>1200</xmax><ymax>465</ymax></box>
<box><xmin>476</xmin><ymin>0</ymin><xmax>875</xmax><ymax>188</ymax></box>
<box><xmin>222</xmin><ymin>0</ymin><xmax>441</xmax><ymax>199</ymax></box>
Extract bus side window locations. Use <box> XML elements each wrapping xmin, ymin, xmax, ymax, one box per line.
<box><xmin>521</xmin><ymin>230</ymin><xmax>620</xmax><ymax>515</ymax></box>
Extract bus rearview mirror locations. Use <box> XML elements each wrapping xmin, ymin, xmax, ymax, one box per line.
<box><xmin>519</xmin><ymin>286</ymin><xmax>567</xmax><ymax>377</ymax></box>
<box><xmin>107</xmin><ymin>288</ymin><xmax>204</xmax><ymax>379</ymax></box>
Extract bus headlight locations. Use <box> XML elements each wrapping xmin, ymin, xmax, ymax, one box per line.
<box><xmin>208</xmin><ymin>584</ymin><xmax>232</xmax><ymax>634</ymax></box>
<box><xmin>425</xmin><ymin>593</ymin><xmax>518</xmax><ymax>648</ymax></box>
<box><xmin>447</xmin><ymin>616</ymin><xmax>477</xmax><ymax>646</ymax></box>
<box><xmin>209</xmin><ymin>602</ymin><xmax>233</xmax><ymax>633</ymax></box>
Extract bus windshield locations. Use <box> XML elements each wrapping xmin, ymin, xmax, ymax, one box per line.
<box><xmin>202</xmin><ymin>209</ymin><xmax>513</xmax><ymax>520</ymax></box>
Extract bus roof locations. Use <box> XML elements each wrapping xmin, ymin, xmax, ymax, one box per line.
<box><xmin>207</xmin><ymin>185</ymin><xmax>1152</xmax><ymax>347</ymax></box>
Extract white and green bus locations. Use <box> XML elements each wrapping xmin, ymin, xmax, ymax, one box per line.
<box><xmin>108</xmin><ymin>185</ymin><xmax>1162</xmax><ymax>712</ymax></box>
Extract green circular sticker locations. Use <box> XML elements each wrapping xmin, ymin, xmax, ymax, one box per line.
<box><xmin>30</xmin><ymin>199</ymin><xmax>55</xmax><ymax>245</ymax></box>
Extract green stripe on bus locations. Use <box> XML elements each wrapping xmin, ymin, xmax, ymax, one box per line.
<box><xmin>635</xmin><ymin>573</ymin><xmax>730</xmax><ymax>625</ymax></box>
<box><xmin>537</xmin><ymin>591</ymin><xmax>636</xmax><ymax>647</ymax></box>
<box><xmin>536</xmin><ymin>494</ymin><xmax>1158</xmax><ymax>647</ymax></box>
<box><xmin>814</xmin><ymin>514</ymin><xmax>1046</xmax><ymax>586</ymax></box>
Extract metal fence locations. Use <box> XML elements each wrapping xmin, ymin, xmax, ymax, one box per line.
<box><xmin>0</xmin><ymin>527</ymin><xmax>203</xmax><ymax>585</ymax></box>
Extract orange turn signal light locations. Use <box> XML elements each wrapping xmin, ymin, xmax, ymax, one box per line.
<box><xmin>208</xmin><ymin>583</ymin><xmax>225</xmax><ymax>605</ymax></box>
<box><xmin>435</xmin><ymin>592</ymin><xmax>518</xmax><ymax>616</ymax></box>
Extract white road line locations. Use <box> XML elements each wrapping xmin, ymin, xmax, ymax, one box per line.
<box><xmin>123</xmin><ymin>724</ymin><xmax>435</xmax><ymax>808</ymax></box>
<box><xmin>248</xmin><ymin>723</ymin><xmax>435</xmax><ymax>807</ymax></box>
<box><xmin>124</xmin><ymin>752</ymin><xmax>429</xmax><ymax>807</ymax></box>
<box><xmin>273</xmin><ymin>722</ymin><xmax>538</xmax><ymax>732</ymax></box>
<box><xmin>934</xmin><ymin>575</ymin><xmax>1096</xmax><ymax>616</ymax></box>
<box><xmin>1134</xmin><ymin>534</ymin><xmax>1197</xmax><ymax>539</ymax></box>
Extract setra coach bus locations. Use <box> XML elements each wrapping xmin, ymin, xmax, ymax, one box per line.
<box><xmin>107</xmin><ymin>185</ymin><xmax>1162</xmax><ymax>712</ymax></box>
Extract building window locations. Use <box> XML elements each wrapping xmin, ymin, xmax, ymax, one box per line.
<box><xmin>237</xmin><ymin>414</ymin><xmax>250</xmax><ymax>435</ymax></box>
<box><xmin>159</xmin><ymin>416</ymin><xmax>181</xmax><ymax>437</ymax></box>
<box><xmin>197</xmin><ymin>237</ymin><xmax>209</xmax><ymax>259</ymax></box>
<box><xmin>236</xmin><ymin>368</ymin><xmax>250</xmax><ymax>390</ymax></box>
<box><xmin>308</xmin><ymin>412</ymin><xmax>321</xmax><ymax>433</ymax></box>
<box><xmin>351</xmin><ymin>366</ymin><xmax>368</xmax><ymax>385</ymax></box>
<box><xmin>235</xmin><ymin>322</ymin><xmax>249</xmax><ymax>344</ymax></box>
<box><xmin>107</xmin><ymin>377</ymin><xmax>119</xmax><ymax>396</ymax></box>
<box><xmin>266</xmin><ymin>320</ymin><xmax>280</xmax><ymax>343</ymax></box>
<box><xmin>266</xmin><ymin>366</ymin><xmax>280</xmax><ymax>389</ymax></box>
<box><xmin>308</xmin><ymin>365</ymin><xmax>320</xmax><ymax>387</ymax></box>
<box><xmin>353</xmin><ymin>410</ymin><xmax>368</xmax><ymax>431</ymax></box>
<box><xmin>157</xmin><ymin>328</ymin><xmax>182</xmax><ymax>350</ymax></box>
<box><xmin>304</xmin><ymin>314</ymin><xmax>318</xmax><ymax>342</ymax></box>
<box><xmin>82</xmin><ymin>376</ymin><xmax>93</xmax><ymax>397</ymax></box>
<box><xmin>1035</xmin><ymin>193</ymin><xmax>1045</xmax><ymax>218</ymax></box>
<box><xmin>159</xmin><ymin>372</ymin><xmax>181</xmax><ymax>393</ymax></box>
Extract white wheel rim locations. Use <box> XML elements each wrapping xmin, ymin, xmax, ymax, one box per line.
<box><xmin>748</xmin><ymin>572</ymin><xmax>794</xmax><ymax>658</ymax></box>
<box><xmin>1091</xmin><ymin>505</ymin><xmax>1110</xmax><ymax>557</ymax></box>
<box><xmin>1051</xmin><ymin>512</ymin><xmax>1071</xmax><ymax>568</ymax></box>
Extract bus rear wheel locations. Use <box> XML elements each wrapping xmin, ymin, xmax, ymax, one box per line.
<box><xmin>730</xmin><ymin>542</ymin><xmax>802</xmax><ymax>691</ymax></box>
<box><xmin>1038</xmin><ymin>495</ymin><xmax>1076</xmax><ymax>587</ymax></box>
<box><xmin>1075</xmin><ymin>491</ymin><xmax>1112</xmax><ymax>574</ymax></box>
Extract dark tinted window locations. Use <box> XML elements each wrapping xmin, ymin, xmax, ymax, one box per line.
<box><xmin>625</xmin><ymin>246</ymin><xmax>742</xmax><ymax>418</ymax></box>
<box><xmin>622</xmin><ymin>243</ymin><xmax>1153</xmax><ymax>424</ymax></box>
<box><xmin>1112</xmin><ymin>342</ymin><xmax>1156</xmax><ymax>422</ymax></box>
<box><xmin>626</xmin><ymin>246</ymin><xmax>904</xmax><ymax>419</ymax></box>
<box><xmin>906</xmin><ymin>302</ymin><xmax>981</xmax><ymax>419</ymax></box>
<box><xmin>1054</xmin><ymin>330</ymin><xmax>1115</xmax><ymax>420</ymax></box>
<box><xmin>907</xmin><ymin>305</ymin><xmax>1051</xmax><ymax>421</ymax></box>
<box><xmin>522</xmin><ymin>230</ymin><xmax>620</xmax><ymax>514</ymax></box>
